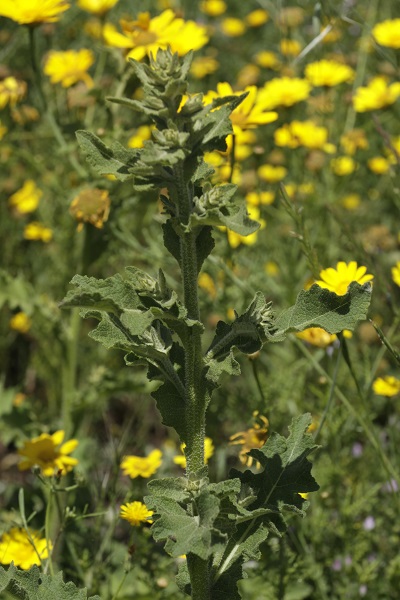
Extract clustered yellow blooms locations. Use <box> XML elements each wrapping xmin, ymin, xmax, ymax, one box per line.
<box><xmin>372</xmin><ymin>376</ymin><xmax>400</xmax><ymax>397</ymax></box>
<box><xmin>44</xmin><ymin>50</ymin><xmax>95</xmax><ymax>88</ymax></box>
<box><xmin>120</xmin><ymin>449</ymin><xmax>162</xmax><ymax>478</ymax></box>
<box><xmin>353</xmin><ymin>77</ymin><xmax>400</xmax><ymax>112</ymax></box>
<box><xmin>173</xmin><ymin>437</ymin><xmax>214</xmax><ymax>468</ymax></box>
<box><xmin>258</xmin><ymin>164</ymin><xmax>287</xmax><ymax>183</ymax></box>
<box><xmin>274</xmin><ymin>120</ymin><xmax>330</xmax><ymax>150</ymax></box>
<box><xmin>0</xmin><ymin>0</ymin><xmax>70</xmax><ymax>24</ymax></box>
<box><xmin>340</xmin><ymin>129</ymin><xmax>369</xmax><ymax>155</ymax></box>
<box><xmin>316</xmin><ymin>261</ymin><xmax>374</xmax><ymax>296</ymax></box>
<box><xmin>0</xmin><ymin>528</ymin><xmax>50</xmax><ymax>570</ymax></box>
<box><xmin>120</xmin><ymin>501</ymin><xmax>154</xmax><ymax>526</ymax></box>
<box><xmin>9</xmin><ymin>180</ymin><xmax>42</xmax><ymax>214</ymax></box>
<box><xmin>24</xmin><ymin>222</ymin><xmax>53</xmax><ymax>243</ymax></box>
<box><xmin>104</xmin><ymin>10</ymin><xmax>208</xmax><ymax>61</ymax></box>
<box><xmin>304</xmin><ymin>59</ymin><xmax>354</xmax><ymax>87</ymax></box>
<box><xmin>0</xmin><ymin>77</ymin><xmax>27</xmax><ymax>110</ymax></box>
<box><xmin>372</xmin><ymin>18</ymin><xmax>400</xmax><ymax>49</ymax></box>
<box><xmin>18</xmin><ymin>430</ymin><xmax>79</xmax><ymax>476</ymax></box>
<box><xmin>9</xmin><ymin>312</ymin><xmax>32</xmax><ymax>334</ymax></box>
<box><xmin>69</xmin><ymin>188</ymin><xmax>111</xmax><ymax>231</ymax></box>
<box><xmin>77</xmin><ymin>0</ymin><xmax>118</xmax><ymax>16</ymax></box>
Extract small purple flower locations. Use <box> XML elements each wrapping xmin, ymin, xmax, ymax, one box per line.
<box><xmin>344</xmin><ymin>555</ymin><xmax>352</xmax><ymax>566</ymax></box>
<box><xmin>359</xmin><ymin>584</ymin><xmax>368</xmax><ymax>597</ymax></box>
<box><xmin>351</xmin><ymin>442</ymin><xmax>363</xmax><ymax>458</ymax></box>
<box><xmin>382</xmin><ymin>478</ymin><xmax>399</xmax><ymax>493</ymax></box>
<box><xmin>363</xmin><ymin>516</ymin><xmax>375</xmax><ymax>531</ymax></box>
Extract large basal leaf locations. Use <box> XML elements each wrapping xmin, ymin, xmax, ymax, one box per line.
<box><xmin>0</xmin><ymin>564</ymin><xmax>100</xmax><ymax>599</ymax></box>
<box><xmin>273</xmin><ymin>281</ymin><xmax>372</xmax><ymax>341</ymax></box>
<box><xmin>76</xmin><ymin>130</ymin><xmax>139</xmax><ymax>181</ymax></box>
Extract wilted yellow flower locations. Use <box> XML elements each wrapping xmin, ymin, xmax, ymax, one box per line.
<box><xmin>11</xmin><ymin>104</ymin><xmax>40</xmax><ymax>125</ymax></box>
<box><xmin>341</xmin><ymin>193</ymin><xmax>361</xmax><ymax>210</ymax></box>
<box><xmin>305</xmin><ymin>59</ymin><xmax>354</xmax><ymax>87</ymax></box>
<box><xmin>200</xmin><ymin>0</ymin><xmax>226</xmax><ymax>16</ymax></box>
<box><xmin>103</xmin><ymin>10</ymin><xmax>208</xmax><ymax>61</ymax></box>
<box><xmin>120</xmin><ymin>501</ymin><xmax>153</xmax><ymax>526</ymax></box>
<box><xmin>229</xmin><ymin>411</ymin><xmax>269</xmax><ymax>467</ymax></box>
<box><xmin>173</xmin><ymin>437</ymin><xmax>214</xmax><ymax>468</ymax></box>
<box><xmin>392</xmin><ymin>261</ymin><xmax>400</xmax><ymax>287</ymax></box>
<box><xmin>258</xmin><ymin>164</ymin><xmax>287</xmax><ymax>183</ymax></box>
<box><xmin>274</xmin><ymin>120</ymin><xmax>329</xmax><ymax>150</ymax></box>
<box><xmin>0</xmin><ymin>76</ymin><xmax>27</xmax><ymax>110</ymax></box>
<box><xmin>120</xmin><ymin>449</ymin><xmax>162</xmax><ymax>479</ymax></box>
<box><xmin>190</xmin><ymin>56</ymin><xmax>219</xmax><ymax>79</ymax></box>
<box><xmin>24</xmin><ymin>222</ymin><xmax>53</xmax><ymax>242</ymax></box>
<box><xmin>372</xmin><ymin>19</ymin><xmax>400</xmax><ymax>49</ymax></box>
<box><xmin>77</xmin><ymin>0</ymin><xmax>118</xmax><ymax>16</ymax></box>
<box><xmin>69</xmin><ymin>188</ymin><xmax>110</xmax><ymax>231</ymax></box>
<box><xmin>296</xmin><ymin>327</ymin><xmax>337</xmax><ymax>348</ymax></box>
<box><xmin>9</xmin><ymin>180</ymin><xmax>42</xmax><ymax>214</ymax></box>
<box><xmin>18</xmin><ymin>430</ymin><xmax>78</xmax><ymax>476</ymax></box>
<box><xmin>280</xmin><ymin>38</ymin><xmax>301</xmax><ymax>57</ymax></box>
<box><xmin>330</xmin><ymin>156</ymin><xmax>357</xmax><ymax>176</ymax></box>
<box><xmin>372</xmin><ymin>375</ymin><xmax>400</xmax><ymax>397</ymax></box>
<box><xmin>340</xmin><ymin>129</ymin><xmax>369</xmax><ymax>155</ymax></box>
<box><xmin>367</xmin><ymin>156</ymin><xmax>390</xmax><ymax>174</ymax></box>
<box><xmin>0</xmin><ymin>0</ymin><xmax>69</xmax><ymax>24</ymax></box>
<box><xmin>13</xmin><ymin>393</ymin><xmax>27</xmax><ymax>407</ymax></box>
<box><xmin>246</xmin><ymin>9</ymin><xmax>269</xmax><ymax>27</ymax></box>
<box><xmin>277</xmin><ymin>6</ymin><xmax>304</xmax><ymax>29</ymax></box>
<box><xmin>353</xmin><ymin>76</ymin><xmax>400</xmax><ymax>112</ymax></box>
<box><xmin>259</xmin><ymin>77</ymin><xmax>311</xmax><ymax>109</ymax></box>
<box><xmin>254</xmin><ymin>50</ymin><xmax>280</xmax><ymax>70</ymax></box>
<box><xmin>44</xmin><ymin>49</ymin><xmax>95</xmax><ymax>88</ymax></box>
<box><xmin>0</xmin><ymin>528</ymin><xmax>50</xmax><ymax>570</ymax></box>
<box><xmin>9</xmin><ymin>312</ymin><xmax>32</xmax><ymax>334</ymax></box>
<box><xmin>316</xmin><ymin>261</ymin><xmax>374</xmax><ymax>295</ymax></box>
<box><xmin>220</xmin><ymin>17</ymin><xmax>246</xmax><ymax>37</ymax></box>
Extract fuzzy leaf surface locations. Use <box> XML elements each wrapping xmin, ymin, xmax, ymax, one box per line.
<box><xmin>273</xmin><ymin>282</ymin><xmax>372</xmax><ymax>340</ymax></box>
<box><xmin>76</xmin><ymin>130</ymin><xmax>139</xmax><ymax>181</ymax></box>
<box><xmin>0</xmin><ymin>564</ymin><xmax>100</xmax><ymax>599</ymax></box>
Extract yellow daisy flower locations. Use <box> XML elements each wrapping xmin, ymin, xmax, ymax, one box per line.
<box><xmin>229</xmin><ymin>411</ymin><xmax>269</xmax><ymax>467</ymax></box>
<box><xmin>274</xmin><ymin>120</ymin><xmax>329</xmax><ymax>150</ymax></box>
<box><xmin>9</xmin><ymin>312</ymin><xmax>32</xmax><ymax>334</ymax></box>
<box><xmin>24</xmin><ymin>222</ymin><xmax>53</xmax><ymax>242</ymax></box>
<box><xmin>296</xmin><ymin>327</ymin><xmax>337</xmax><ymax>348</ymax></box>
<box><xmin>9</xmin><ymin>180</ymin><xmax>42</xmax><ymax>214</ymax></box>
<box><xmin>77</xmin><ymin>0</ymin><xmax>118</xmax><ymax>16</ymax></box>
<box><xmin>372</xmin><ymin>19</ymin><xmax>400</xmax><ymax>49</ymax></box>
<box><xmin>316</xmin><ymin>261</ymin><xmax>374</xmax><ymax>296</ymax></box>
<box><xmin>44</xmin><ymin>49</ymin><xmax>95</xmax><ymax>88</ymax></box>
<box><xmin>0</xmin><ymin>76</ymin><xmax>27</xmax><ymax>110</ymax></box>
<box><xmin>353</xmin><ymin>76</ymin><xmax>400</xmax><ymax>112</ymax></box>
<box><xmin>304</xmin><ymin>59</ymin><xmax>354</xmax><ymax>87</ymax></box>
<box><xmin>69</xmin><ymin>188</ymin><xmax>110</xmax><ymax>231</ymax></box>
<box><xmin>18</xmin><ymin>430</ymin><xmax>79</xmax><ymax>476</ymax></box>
<box><xmin>120</xmin><ymin>449</ymin><xmax>162</xmax><ymax>479</ymax></box>
<box><xmin>372</xmin><ymin>376</ymin><xmax>400</xmax><ymax>397</ymax></box>
<box><xmin>0</xmin><ymin>528</ymin><xmax>50</xmax><ymax>570</ymax></box>
<box><xmin>259</xmin><ymin>77</ymin><xmax>311</xmax><ymax>109</ymax></box>
<box><xmin>0</xmin><ymin>0</ymin><xmax>69</xmax><ymax>25</ymax></box>
<box><xmin>392</xmin><ymin>261</ymin><xmax>400</xmax><ymax>287</ymax></box>
<box><xmin>103</xmin><ymin>10</ymin><xmax>208</xmax><ymax>61</ymax></box>
<box><xmin>120</xmin><ymin>501</ymin><xmax>153</xmax><ymax>526</ymax></box>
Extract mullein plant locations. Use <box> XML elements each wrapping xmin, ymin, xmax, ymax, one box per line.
<box><xmin>60</xmin><ymin>49</ymin><xmax>372</xmax><ymax>599</ymax></box>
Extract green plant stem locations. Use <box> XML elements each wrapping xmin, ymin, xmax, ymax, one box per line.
<box><xmin>173</xmin><ymin>164</ymin><xmax>210</xmax><ymax>598</ymax></box>
<box><xmin>314</xmin><ymin>339</ymin><xmax>343</xmax><ymax>442</ymax></box>
<box><xmin>45</xmin><ymin>488</ymin><xmax>55</xmax><ymax>576</ymax></box>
